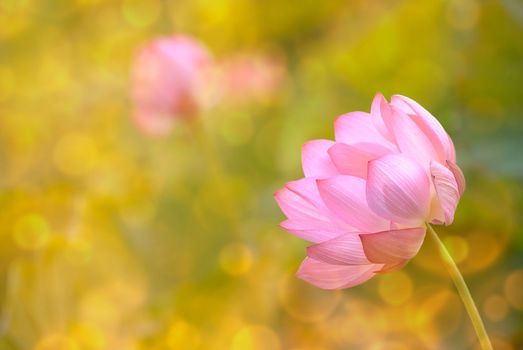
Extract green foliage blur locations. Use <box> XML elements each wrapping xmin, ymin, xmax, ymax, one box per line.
<box><xmin>0</xmin><ymin>0</ymin><xmax>522</xmax><ymax>349</ymax></box>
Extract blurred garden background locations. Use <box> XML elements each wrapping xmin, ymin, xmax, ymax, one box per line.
<box><xmin>1</xmin><ymin>0</ymin><xmax>523</xmax><ymax>349</ymax></box>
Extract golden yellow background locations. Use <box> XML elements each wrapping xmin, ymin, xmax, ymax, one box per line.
<box><xmin>0</xmin><ymin>0</ymin><xmax>522</xmax><ymax>349</ymax></box>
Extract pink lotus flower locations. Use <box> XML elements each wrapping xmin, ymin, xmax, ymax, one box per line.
<box><xmin>130</xmin><ymin>35</ymin><xmax>215</xmax><ymax>136</ymax></box>
<box><xmin>275</xmin><ymin>94</ymin><xmax>466</xmax><ymax>289</ymax></box>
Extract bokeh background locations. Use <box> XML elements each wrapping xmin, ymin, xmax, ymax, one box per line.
<box><xmin>1</xmin><ymin>0</ymin><xmax>523</xmax><ymax>349</ymax></box>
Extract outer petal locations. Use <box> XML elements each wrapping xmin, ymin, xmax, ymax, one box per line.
<box><xmin>275</xmin><ymin>178</ymin><xmax>351</xmax><ymax>242</ymax></box>
<box><xmin>391</xmin><ymin>95</ymin><xmax>455</xmax><ymax>162</ymax></box>
<box><xmin>280</xmin><ymin>219</ymin><xmax>346</xmax><ymax>243</ymax></box>
<box><xmin>380</xmin><ymin>105</ymin><xmax>438</xmax><ymax>168</ymax></box>
<box><xmin>301</xmin><ymin>140</ymin><xmax>339</xmax><ymax>178</ymax></box>
<box><xmin>296</xmin><ymin>257</ymin><xmax>379</xmax><ymax>290</ymax></box>
<box><xmin>275</xmin><ymin>190</ymin><xmax>338</xmax><ymax>243</ymax></box>
<box><xmin>274</xmin><ymin>181</ymin><xmax>324</xmax><ymax>222</ymax></box>
<box><xmin>430</xmin><ymin>161</ymin><xmax>460</xmax><ymax>225</ymax></box>
<box><xmin>334</xmin><ymin>112</ymin><xmax>397</xmax><ymax>150</ymax></box>
<box><xmin>446</xmin><ymin>160</ymin><xmax>466</xmax><ymax>196</ymax></box>
<box><xmin>307</xmin><ymin>233</ymin><xmax>370</xmax><ymax>265</ymax></box>
<box><xmin>366</xmin><ymin>154</ymin><xmax>430</xmax><ymax>225</ymax></box>
<box><xmin>317</xmin><ymin>176</ymin><xmax>390</xmax><ymax>232</ymax></box>
<box><xmin>371</xmin><ymin>93</ymin><xmax>385</xmax><ymax>115</ymax></box>
<box><xmin>370</xmin><ymin>93</ymin><xmax>395</xmax><ymax>142</ymax></box>
<box><xmin>328</xmin><ymin>142</ymin><xmax>392</xmax><ymax>179</ymax></box>
<box><xmin>359</xmin><ymin>227</ymin><xmax>426</xmax><ymax>264</ymax></box>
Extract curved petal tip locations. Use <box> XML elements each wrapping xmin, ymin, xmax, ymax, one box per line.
<box><xmin>296</xmin><ymin>257</ymin><xmax>379</xmax><ymax>290</ymax></box>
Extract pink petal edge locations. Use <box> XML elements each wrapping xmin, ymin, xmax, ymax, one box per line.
<box><xmin>381</xmin><ymin>104</ymin><xmax>438</xmax><ymax>168</ymax></box>
<box><xmin>430</xmin><ymin>161</ymin><xmax>460</xmax><ymax>225</ymax></box>
<box><xmin>391</xmin><ymin>95</ymin><xmax>455</xmax><ymax>163</ymax></box>
<box><xmin>446</xmin><ymin>160</ymin><xmax>466</xmax><ymax>196</ymax></box>
<box><xmin>301</xmin><ymin>139</ymin><xmax>338</xmax><ymax>178</ymax></box>
<box><xmin>359</xmin><ymin>227</ymin><xmax>426</xmax><ymax>264</ymax></box>
<box><xmin>274</xmin><ymin>178</ymin><xmax>347</xmax><ymax>243</ymax></box>
<box><xmin>334</xmin><ymin>111</ymin><xmax>396</xmax><ymax>151</ymax></box>
<box><xmin>306</xmin><ymin>233</ymin><xmax>370</xmax><ymax>265</ymax></box>
<box><xmin>296</xmin><ymin>257</ymin><xmax>380</xmax><ymax>290</ymax></box>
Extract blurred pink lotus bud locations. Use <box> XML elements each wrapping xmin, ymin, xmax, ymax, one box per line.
<box><xmin>220</xmin><ymin>53</ymin><xmax>285</xmax><ymax>105</ymax></box>
<box><xmin>275</xmin><ymin>94</ymin><xmax>466</xmax><ymax>290</ymax></box>
<box><xmin>130</xmin><ymin>35</ymin><xmax>215</xmax><ymax>136</ymax></box>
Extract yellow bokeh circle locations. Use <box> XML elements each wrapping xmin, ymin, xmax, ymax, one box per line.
<box><xmin>409</xmin><ymin>287</ymin><xmax>463</xmax><ymax>345</ymax></box>
<box><xmin>13</xmin><ymin>213</ymin><xmax>50</xmax><ymax>250</ymax></box>
<box><xmin>377</xmin><ymin>271</ymin><xmax>413</xmax><ymax>305</ymax></box>
<box><xmin>278</xmin><ymin>272</ymin><xmax>340</xmax><ymax>323</ymax></box>
<box><xmin>483</xmin><ymin>294</ymin><xmax>509</xmax><ymax>322</ymax></box>
<box><xmin>219</xmin><ymin>242</ymin><xmax>253</xmax><ymax>276</ymax></box>
<box><xmin>121</xmin><ymin>0</ymin><xmax>161</xmax><ymax>28</ymax></box>
<box><xmin>231</xmin><ymin>325</ymin><xmax>281</xmax><ymax>350</ymax></box>
<box><xmin>504</xmin><ymin>270</ymin><xmax>523</xmax><ymax>310</ymax></box>
<box><xmin>70</xmin><ymin>323</ymin><xmax>106</xmax><ymax>350</ymax></box>
<box><xmin>35</xmin><ymin>334</ymin><xmax>80</xmax><ymax>350</ymax></box>
<box><xmin>443</xmin><ymin>235</ymin><xmax>469</xmax><ymax>264</ymax></box>
<box><xmin>166</xmin><ymin>320</ymin><xmax>201</xmax><ymax>350</ymax></box>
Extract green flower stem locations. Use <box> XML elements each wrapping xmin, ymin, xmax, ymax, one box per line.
<box><xmin>427</xmin><ymin>224</ymin><xmax>493</xmax><ymax>350</ymax></box>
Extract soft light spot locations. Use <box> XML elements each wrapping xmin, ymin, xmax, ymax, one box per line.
<box><xmin>328</xmin><ymin>299</ymin><xmax>388</xmax><ymax>347</ymax></box>
<box><xmin>443</xmin><ymin>235</ymin><xmax>469</xmax><ymax>263</ymax></box>
<box><xmin>0</xmin><ymin>0</ymin><xmax>33</xmax><ymax>39</ymax></box>
<box><xmin>410</xmin><ymin>288</ymin><xmax>463</xmax><ymax>345</ymax></box>
<box><xmin>197</xmin><ymin>0</ymin><xmax>230</xmax><ymax>24</ymax></box>
<box><xmin>122</xmin><ymin>0</ymin><xmax>161</xmax><ymax>28</ymax></box>
<box><xmin>219</xmin><ymin>242</ymin><xmax>253</xmax><ymax>276</ymax></box>
<box><xmin>39</xmin><ymin>50</ymin><xmax>72</xmax><ymax>93</ymax></box>
<box><xmin>13</xmin><ymin>213</ymin><xmax>50</xmax><ymax>250</ymax></box>
<box><xmin>70</xmin><ymin>323</ymin><xmax>106</xmax><ymax>350</ymax></box>
<box><xmin>80</xmin><ymin>293</ymin><xmax>118</xmax><ymax>329</ymax></box>
<box><xmin>377</xmin><ymin>271</ymin><xmax>413</xmax><ymax>305</ymax></box>
<box><xmin>463</xmin><ymin>231</ymin><xmax>503</xmax><ymax>273</ymax></box>
<box><xmin>504</xmin><ymin>270</ymin><xmax>523</xmax><ymax>310</ymax></box>
<box><xmin>488</xmin><ymin>336</ymin><xmax>515</xmax><ymax>350</ymax></box>
<box><xmin>36</xmin><ymin>334</ymin><xmax>80</xmax><ymax>350</ymax></box>
<box><xmin>278</xmin><ymin>272</ymin><xmax>340</xmax><ymax>322</ymax></box>
<box><xmin>53</xmin><ymin>133</ymin><xmax>99</xmax><ymax>176</ymax></box>
<box><xmin>483</xmin><ymin>295</ymin><xmax>508</xmax><ymax>322</ymax></box>
<box><xmin>231</xmin><ymin>325</ymin><xmax>281</xmax><ymax>350</ymax></box>
<box><xmin>166</xmin><ymin>320</ymin><xmax>201</xmax><ymax>350</ymax></box>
